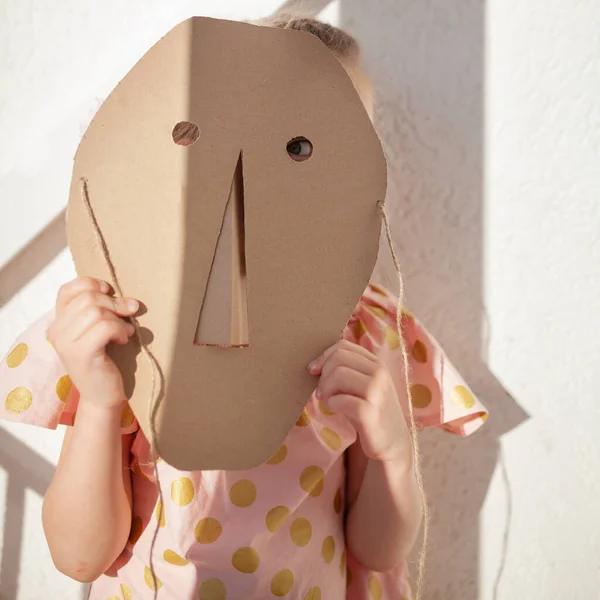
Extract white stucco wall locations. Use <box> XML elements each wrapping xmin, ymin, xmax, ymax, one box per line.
<box><xmin>0</xmin><ymin>1</ymin><xmax>598</xmax><ymax>599</ymax></box>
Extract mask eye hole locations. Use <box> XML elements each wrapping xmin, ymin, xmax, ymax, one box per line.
<box><xmin>286</xmin><ymin>137</ymin><xmax>313</xmax><ymax>162</ymax></box>
<box><xmin>172</xmin><ymin>121</ymin><xmax>200</xmax><ymax>146</ymax></box>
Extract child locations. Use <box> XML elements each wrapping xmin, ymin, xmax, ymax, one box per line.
<box><xmin>0</xmin><ymin>15</ymin><xmax>487</xmax><ymax>600</ymax></box>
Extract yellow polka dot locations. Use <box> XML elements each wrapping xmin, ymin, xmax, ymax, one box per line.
<box><xmin>370</xmin><ymin>283</ymin><xmax>387</xmax><ymax>295</ymax></box>
<box><xmin>271</xmin><ymin>569</ymin><xmax>294</xmax><ymax>597</ymax></box>
<box><xmin>411</xmin><ymin>340</ymin><xmax>428</xmax><ymax>363</ymax></box>
<box><xmin>155</xmin><ymin>499</ymin><xmax>166</xmax><ymax>527</ymax></box>
<box><xmin>367</xmin><ymin>305</ymin><xmax>388</xmax><ymax>319</ymax></box>
<box><xmin>318</xmin><ymin>398</ymin><xmax>335</xmax><ymax>416</ymax></box>
<box><xmin>171</xmin><ymin>477</ymin><xmax>194</xmax><ymax>506</ymax></box>
<box><xmin>265</xmin><ymin>505</ymin><xmax>291</xmax><ymax>532</ymax></box>
<box><xmin>320</xmin><ymin>427</ymin><xmax>342</xmax><ymax>451</ymax></box>
<box><xmin>290</xmin><ymin>517</ymin><xmax>312</xmax><ymax>547</ymax></box>
<box><xmin>266</xmin><ymin>444</ymin><xmax>287</xmax><ymax>465</ymax></box>
<box><xmin>334</xmin><ymin>487</ymin><xmax>343</xmax><ymax>514</ymax></box>
<box><xmin>305</xmin><ymin>587</ymin><xmax>322</xmax><ymax>600</ymax></box>
<box><xmin>120</xmin><ymin>403</ymin><xmax>135</xmax><ymax>428</ymax></box>
<box><xmin>231</xmin><ymin>547</ymin><xmax>260</xmax><ymax>573</ymax></box>
<box><xmin>296</xmin><ymin>408</ymin><xmax>311</xmax><ymax>427</ymax></box>
<box><xmin>299</xmin><ymin>466</ymin><xmax>324</xmax><ymax>497</ymax></box>
<box><xmin>108</xmin><ymin>596</ymin><xmax>120</xmax><ymax>600</ymax></box>
<box><xmin>402</xmin><ymin>306</ymin><xmax>415</xmax><ymax>320</ymax></box>
<box><xmin>163</xmin><ymin>549</ymin><xmax>189</xmax><ymax>566</ymax></box>
<box><xmin>481</xmin><ymin>413</ymin><xmax>489</xmax><ymax>422</ymax></box>
<box><xmin>5</xmin><ymin>387</ymin><xmax>32</xmax><ymax>414</ymax></box>
<box><xmin>54</xmin><ymin>375</ymin><xmax>73</xmax><ymax>403</ymax></box>
<box><xmin>368</xmin><ymin>574</ymin><xmax>383</xmax><ymax>600</ymax></box>
<box><xmin>128</xmin><ymin>516</ymin><xmax>143</xmax><ymax>545</ymax></box>
<box><xmin>353</xmin><ymin>319</ymin><xmax>368</xmax><ymax>340</ymax></box>
<box><xmin>229</xmin><ymin>479</ymin><xmax>256</xmax><ymax>508</ymax></box>
<box><xmin>322</xmin><ymin>536</ymin><xmax>335</xmax><ymax>563</ymax></box>
<box><xmin>6</xmin><ymin>343</ymin><xmax>28</xmax><ymax>368</ymax></box>
<box><xmin>347</xmin><ymin>566</ymin><xmax>353</xmax><ymax>588</ymax></box>
<box><xmin>144</xmin><ymin>566</ymin><xmax>162</xmax><ymax>591</ymax></box>
<box><xmin>452</xmin><ymin>385</ymin><xmax>476</xmax><ymax>409</ymax></box>
<box><xmin>384</xmin><ymin>326</ymin><xmax>400</xmax><ymax>350</ymax></box>
<box><xmin>199</xmin><ymin>578</ymin><xmax>226</xmax><ymax>600</ymax></box>
<box><xmin>410</xmin><ymin>384</ymin><xmax>432</xmax><ymax>409</ymax></box>
<box><xmin>195</xmin><ymin>517</ymin><xmax>222</xmax><ymax>544</ymax></box>
<box><xmin>120</xmin><ymin>584</ymin><xmax>132</xmax><ymax>600</ymax></box>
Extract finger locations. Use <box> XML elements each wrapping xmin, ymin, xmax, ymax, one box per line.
<box><xmin>316</xmin><ymin>365</ymin><xmax>371</xmax><ymax>401</ymax></box>
<box><xmin>308</xmin><ymin>339</ymin><xmax>377</xmax><ymax>375</ymax></box>
<box><xmin>56</xmin><ymin>277</ymin><xmax>110</xmax><ymax>310</ymax></box>
<box><xmin>67</xmin><ymin>290</ymin><xmax>139</xmax><ymax>318</ymax></box>
<box><xmin>71</xmin><ymin>307</ymin><xmax>134</xmax><ymax>344</ymax></box>
<box><xmin>83</xmin><ymin>318</ymin><xmax>135</xmax><ymax>350</ymax></box>
<box><xmin>321</xmin><ymin>348</ymin><xmax>378</xmax><ymax>380</ymax></box>
<box><xmin>325</xmin><ymin>393</ymin><xmax>374</xmax><ymax>424</ymax></box>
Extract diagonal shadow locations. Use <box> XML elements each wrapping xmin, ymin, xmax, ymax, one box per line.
<box><xmin>0</xmin><ymin>210</ymin><xmax>67</xmax><ymax>309</ymax></box>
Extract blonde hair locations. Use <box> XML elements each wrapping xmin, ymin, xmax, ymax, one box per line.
<box><xmin>259</xmin><ymin>13</ymin><xmax>360</xmax><ymax>62</ymax></box>
<box><xmin>261</xmin><ymin>14</ymin><xmax>430</xmax><ymax>600</ymax></box>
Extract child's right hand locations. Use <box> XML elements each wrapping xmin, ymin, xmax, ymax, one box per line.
<box><xmin>47</xmin><ymin>277</ymin><xmax>139</xmax><ymax>409</ymax></box>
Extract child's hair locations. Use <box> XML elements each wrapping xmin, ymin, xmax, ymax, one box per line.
<box><xmin>259</xmin><ymin>13</ymin><xmax>360</xmax><ymax>62</ymax></box>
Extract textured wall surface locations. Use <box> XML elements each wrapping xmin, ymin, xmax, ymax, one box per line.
<box><xmin>347</xmin><ymin>1</ymin><xmax>600</xmax><ymax>599</ymax></box>
<box><xmin>0</xmin><ymin>1</ymin><xmax>598</xmax><ymax>599</ymax></box>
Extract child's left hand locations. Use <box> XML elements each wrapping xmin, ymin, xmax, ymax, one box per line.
<box><xmin>308</xmin><ymin>340</ymin><xmax>412</xmax><ymax>464</ymax></box>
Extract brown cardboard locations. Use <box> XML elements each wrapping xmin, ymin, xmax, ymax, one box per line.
<box><xmin>66</xmin><ymin>17</ymin><xmax>387</xmax><ymax>470</ymax></box>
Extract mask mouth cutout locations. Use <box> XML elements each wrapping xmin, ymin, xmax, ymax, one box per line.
<box><xmin>194</xmin><ymin>151</ymin><xmax>249</xmax><ymax>349</ymax></box>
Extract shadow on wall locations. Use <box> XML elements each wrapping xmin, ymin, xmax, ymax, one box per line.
<box><xmin>0</xmin><ymin>1</ymin><xmax>528</xmax><ymax>599</ymax></box>
<box><xmin>0</xmin><ymin>210</ymin><xmax>66</xmax><ymax>310</ymax></box>
<box><xmin>335</xmin><ymin>0</ymin><xmax>529</xmax><ymax>599</ymax></box>
<box><xmin>0</xmin><ymin>428</ymin><xmax>88</xmax><ymax>600</ymax></box>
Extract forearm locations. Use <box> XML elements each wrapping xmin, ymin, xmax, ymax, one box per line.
<box><xmin>346</xmin><ymin>456</ymin><xmax>423</xmax><ymax>571</ymax></box>
<box><xmin>42</xmin><ymin>401</ymin><xmax>132</xmax><ymax>582</ymax></box>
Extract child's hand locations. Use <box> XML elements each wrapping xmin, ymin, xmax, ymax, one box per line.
<box><xmin>308</xmin><ymin>340</ymin><xmax>411</xmax><ymax>464</ymax></box>
<box><xmin>47</xmin><ymin>277</ymin><xmax>139</xmax><ymax>410</ymax></box>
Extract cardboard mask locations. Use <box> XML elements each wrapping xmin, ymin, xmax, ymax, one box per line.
<box><xmin>66</xmin><ymin>17</ymin><xmax>387</xmax><ymax>470</ymax></box>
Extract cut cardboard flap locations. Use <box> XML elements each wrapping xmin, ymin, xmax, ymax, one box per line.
<box><xmin>67</xmin><ymin>17</ymin><xmax>386</xmax><ymax>471</ymax></box>
<box><xmin>195</xmin><ymin>152</ymin><xmax>248</xmax><ymax>348</ymax></box>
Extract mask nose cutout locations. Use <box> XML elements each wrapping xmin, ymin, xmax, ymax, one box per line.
<box><xmin>194</xmin><ymin>152</ymin><xmax>249</xmax><ymax>348</ymax></box>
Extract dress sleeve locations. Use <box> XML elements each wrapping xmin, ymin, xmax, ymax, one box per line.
<box><xmin>0</xmin><ymin>310</ymin><xmax>138</xmax><ymax>434</ymax></box>
<box><xmin>344</xmin><ymin>283</ymin><xmax>488</xmax><ymax>436</ymax></box>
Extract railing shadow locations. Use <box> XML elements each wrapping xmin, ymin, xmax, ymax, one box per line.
<box><xmin>0</xmin><ymin>428</ymin><xmax>88</xmax><ymax>600</ymax></box>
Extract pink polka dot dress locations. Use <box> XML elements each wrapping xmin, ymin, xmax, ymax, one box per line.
<box><xmin>0</xmin><ymin>284</ymin><xmax>487</xmax><ymax>599</ymax></box>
